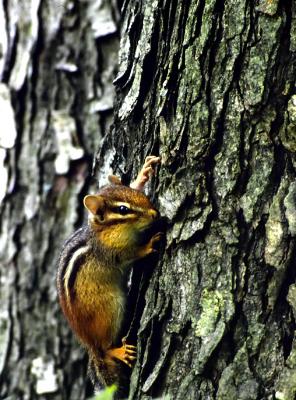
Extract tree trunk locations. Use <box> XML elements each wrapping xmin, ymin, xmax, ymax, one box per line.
<box><xmin>95</xmin><ymin>1</ymin><xmax>296</xmax><ymax>399</ymax></box>
<box><xmin>0</xmin><ymin>1</ymin><xmax>119</xmax><ymax>398</ymax></box>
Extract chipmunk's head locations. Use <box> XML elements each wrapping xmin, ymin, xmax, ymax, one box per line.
<box><xmin>83</xmin><ymin>176</ymin><xmax>161</xmax><ymax>259</ymax></box>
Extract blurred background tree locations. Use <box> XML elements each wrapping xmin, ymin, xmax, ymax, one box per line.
<box><xmin>0</xmin><ymin>1</ymin><xmax>119</xmax><ymax>398</ymax></box>
<box><xmin>1</xmin><ymin>1</ymin><xmax>296</xmax><ymax>400</ymax></box>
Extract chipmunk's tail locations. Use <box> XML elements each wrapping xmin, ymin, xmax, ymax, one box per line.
<box><xmin>87</xmin><ymin>349</ymin><xmax>128</xmax><ymax>399</ymax></box>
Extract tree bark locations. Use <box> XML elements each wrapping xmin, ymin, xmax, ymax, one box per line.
<box><xmin>0</xmin><ymin>1</ymin><xmax>119</xmax><ymax>398</ymax></box>
<box><xmin>2</xmin><ymin>0</ymin><xmax>296</xmax><ymax>399</ymax></box>
<box><xmin>95</xmin><ymin>1</ymin><xmax>296</xmax><ymax>399</ymax></box>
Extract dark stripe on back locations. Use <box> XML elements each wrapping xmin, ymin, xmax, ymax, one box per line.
<box><xmin>68</xmin><ymin>252</ymin><xmax>87</xmax><ymax>302</ymax></box>
<box><xmin>57</xmin><ymin>226</ymin><xmax>90</xmax><ymax>293</ymax></box>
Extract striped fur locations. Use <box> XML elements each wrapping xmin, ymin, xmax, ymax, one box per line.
<box><xmin>57</xmin><ymin>226</ymin><xmax>90</xmax><ymax>299</ymax></box>
<box><xmin>63</xmin><ymin>245</ymin><xmax>89</xmax><ymax>303</ymax></box>
<box><xmin>57</xmin><ymin>183</ymin><xmax>163</xmax><ymax>394</ymax></box>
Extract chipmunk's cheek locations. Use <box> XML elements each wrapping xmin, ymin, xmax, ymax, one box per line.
<box><xmin>134</xmin><ymin>223</ymin><xmax>157</xmax><ymax>246</ymax></box>
<box><xmin>98</xmin><ymin>225</ymin><xmax>131</xmax><ymax>251</ymax></box>
<box><xmin>116</xmin><ymin>225</ymin><xmax>143</xmax><ymax>250</ymax></box>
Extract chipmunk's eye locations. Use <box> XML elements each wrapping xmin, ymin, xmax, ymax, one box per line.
<box><xmin>112</xmin><ymin>205</ymin><xmax>131</xmax><ymax>215</ymax></box>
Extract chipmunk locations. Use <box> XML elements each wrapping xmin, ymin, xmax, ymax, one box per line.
<box><xmin>57</xmin><ymin>156</ymin><xmax>163</xmax><ymax>391</ymax></box>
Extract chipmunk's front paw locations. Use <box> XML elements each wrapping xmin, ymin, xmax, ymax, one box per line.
<box><xmin>135</xmin><ymin>232</ymin><xmax>164</xmax><ymax>259</ymax></box>
<box><xmin>150</xmin><ymin>232</ymin><xmax>164</xmax><ymax>252</ymax></box>
<box><xmin>130</xmin><ymin>156</ymin><xmax>161</xmax><ymax>191</ymax></box>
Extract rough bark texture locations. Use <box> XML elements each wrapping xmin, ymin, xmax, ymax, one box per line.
<box><xmin>0</xmin><ymin>1</ymin><xmax>119</xmax><ymax>398</ymax></box>
<box><xmin>94</xmin><ymin>1</ymin><xmax>296</xmax><ymax>399</ymax></box>
<box><xmin>2</xmin><ymin>0</ymin><xmax>296</xmax><ymax>399</ymax></box>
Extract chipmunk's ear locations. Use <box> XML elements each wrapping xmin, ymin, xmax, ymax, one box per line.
<box><xmin>83</xmin><ymin>195</ymin><xmax>105</xmax><ymax>218</ymax></box>
<box><xmin>108</xmin><ymin>175</ymin><xmax>123</xmax><ymax>185</ymax></box>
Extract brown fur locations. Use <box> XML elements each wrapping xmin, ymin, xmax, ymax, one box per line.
<box><xmin>57</xmin><ymin>184</ymin><xmax>162</xmax><ymax>390</ymax></box>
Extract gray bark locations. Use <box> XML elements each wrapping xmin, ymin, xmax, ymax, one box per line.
<box><xmin>95</xmin><ymin>1</ymin><xmax>296</xmax><ymax>399</ymax></box>
<box><xmin>0</xmin><ymin>1</ymin><xmax>119</xmax><ymax>398</ymax></box>
<box><xmin>2</xmin><ymin>0</ymin><xmax>296</xmax><ymax>399</ymax></box>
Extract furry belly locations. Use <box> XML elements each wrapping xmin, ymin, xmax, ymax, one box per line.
<box><xmin>70</xmin><ymin>280</ymin><xmax>125</xmax><ymax>350</ymax></box>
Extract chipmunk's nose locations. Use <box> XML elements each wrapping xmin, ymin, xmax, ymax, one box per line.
<box><xmin>148</xmin><ymin>209</ymin><xmax>159</xmax><ymax>219</ymax></box>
